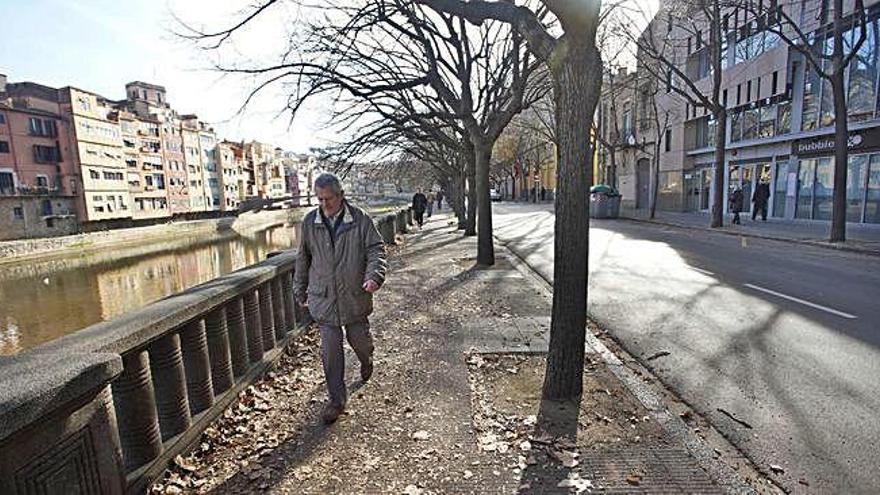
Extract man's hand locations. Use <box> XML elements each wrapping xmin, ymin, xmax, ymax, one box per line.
<box><xmin>362</xmin><ymin>280</ymin><xmax>380</xmax><ymax>293</ymax></box>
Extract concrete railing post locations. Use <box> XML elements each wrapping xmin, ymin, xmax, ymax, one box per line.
<box><xmin>180</xmin><ymin>320</ymin><xmax>215</xmax><ymax>415</ymax></box>
<box><xmin>244</xmin><ymin>290</ymin><xmax>264</xmax><ymax>363</ymax></box>
<box><xmin>205</xmin><ymin>308</ymin><xmax>234</xmax><ymax>395</ymax></box>
<box><xmin>112</xmin><ymin>351</ymin><xmax>162</xmax><ymax>471</ymax></box>
<box><xmin>281</xmin><ymin>272</ymin><xmax>296</xmax><ymax>333</ymax></box>
<box><xmin>225</xmin><ymin>297</ymin><xmax>249</xmax><ymax>378</ymax></box>
<box><xmin>148</xmin><ymin>334</ymin><xmax>191</xmax><ymax>441</ymax></box>
<box><xmin>407</xmin><ymin>208</ymin><xmax>413</xmax><ymax>226</ymax></box>
<box><xmin>272</xmin><ymin>277</ymin><xmax>286</xmax><ymax>340</ymax></box>
<box><xmin>379</xmin><ymin>215</ymin><xmax>396</xmax><ymax>245</ymax></box>
<box><xmin>258</xmin><ymin>282</ymin><xmax>276</xmax><ymax>351</ymax></box>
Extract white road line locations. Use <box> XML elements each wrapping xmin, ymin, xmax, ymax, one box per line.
<box><xmin>743</xmin><ymin>283</ymin><xmax>858</xmax><ymax>319</ymax></box>
<box><xmin>691</xmin><ymin>266</ymin><xmax>715</xmax><ymax>276</ymax></box>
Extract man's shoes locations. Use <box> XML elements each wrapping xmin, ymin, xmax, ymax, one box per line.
<box><xmin>322</xmin><ymin>402</ymin><xmax>345</xmax><ymax>424</ymax></box>
<box><xmin>361</xmin><ymin>359</ymin><xmax>374</xmax><ymax>383</ymax></box>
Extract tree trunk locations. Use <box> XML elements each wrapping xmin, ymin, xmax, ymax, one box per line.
<box><xmin>456</xmin><ymin>171</ymin><xmax>467</xmax><ymax>229</ymax></box>
<box><xmin>650</xmin><ymin>143</ymin><xmax>661</xmax><ymax>219</ymax></box>
<box><xmin>509</xmin><ymin>171</ymin><xmax>517</xmax><ymax>200</ymax></box>
<box><xmin>830</xmin><ymin>3</ymin><xmax>849</xmax><ymax>243</ymax></box>
<box><xmin>474</xmin><ymin>143</ymin><xmax>495</xmax><ymax>265</ymax></box>
<box><xmin>542</xmin><ymin>39</ymin><xmax>601</xmax><ymax>401</ymax></box>
<box><xmin>465</xmin><ymin>144</ymin><xmax>477</xmax><ymax>236</ymax></box>
<box><xmin>710</xmin><ymin>108</ymin><xmax>727</xmax><ymax>227</ymax></box>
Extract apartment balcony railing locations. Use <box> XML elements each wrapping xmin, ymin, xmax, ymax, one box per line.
<box><xmin>0</xmin><ymin>186</ymin><xmax>64</xmax><ymax>196</ymax></box>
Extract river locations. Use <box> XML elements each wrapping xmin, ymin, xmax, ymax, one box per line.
<box><xmin>0</xmin><ymin>222</ymin><xmax>298</xmax><ymax>355</ymax></box>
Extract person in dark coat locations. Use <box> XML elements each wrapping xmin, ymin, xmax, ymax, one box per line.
<box><xmin>729</xmin><ymin>187</ymin><xmax>744</xmax><ymax>225</ymax></box>
<box><xmin>436</xmin><ymin>191</ymin><xmax>444</xmax><ymax>210</ymax></box>
<box><xmin>294</xmin><ymin>173</ymin><xmax>387</xmax><ymax>424</ymax></box>
<box><xmin>412</xmin><ymin>189</ymin><xmax>428</xmax><ymax>228</ymax></box>
<box><xmin>752</xmin><ymin>182</ymin><xmax>771</xmax><ymax>221</ymax></box>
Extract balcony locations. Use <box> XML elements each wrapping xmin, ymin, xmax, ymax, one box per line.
<box><xmin>12</xmin><ymin>185</ymin><xmax>62</xmax><ymax>196</ymax></box>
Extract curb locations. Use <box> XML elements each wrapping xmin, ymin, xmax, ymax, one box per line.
<box><xmin>617</xmin><ymin>215</ymin><xmax>880</xmax><ymax>257</ymax></box>
<box><xmin>497</xmin><ymin>239</ymin><xmax>770</xmax><ymax>495</ymax></box>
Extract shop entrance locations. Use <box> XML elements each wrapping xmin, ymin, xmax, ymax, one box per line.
<box><xmin>728</xmin><ymin>162</ymin><xmax>771</xmax><ymax>213</ymax></box>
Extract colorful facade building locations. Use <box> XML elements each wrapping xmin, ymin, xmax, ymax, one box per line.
<box><xmin>216</xmin><ymin>140</ymin><xmax>245</xmax><ymax>211</ymax></box>
<box><xmin>0</xmin><ymin>77</ymin><xmax>79</xmax><ymax>239</ymax></box>
<box><xmin>0</xmin><ymin>74</ymin><xmax>312</xmax><ymax>240</ymax></box>
<box><xmin>58</xmin><ymin>87</ymin><xmax>132</xmax><ymax>223</ymax></box>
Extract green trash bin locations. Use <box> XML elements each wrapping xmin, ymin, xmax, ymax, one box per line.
<box><xmin>589</xmin><ymin>185</ymin><xmax>621</xmax><ymax>219</ymax></box>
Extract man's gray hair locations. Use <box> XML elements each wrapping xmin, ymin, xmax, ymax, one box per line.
<box><xmin>314</xmin><ymin>172</ymin><xmax>344</xmax><ymax>196</ymax></box>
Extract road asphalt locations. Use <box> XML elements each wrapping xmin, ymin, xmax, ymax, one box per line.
<box><xmin>493</xmin><ymin>202</ymin><xmax>880</xmax><ymax>494</ymax></box>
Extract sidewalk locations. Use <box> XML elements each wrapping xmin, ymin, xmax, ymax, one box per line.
<box><xmin>620</xmin><ymin>206</ymin><xmax>880</xmax><ymax>256</ymax></box>
<box><xmin>150</xmin><ymin>213</ymin><xmax>767</xmax><ymax>494</ymax></box>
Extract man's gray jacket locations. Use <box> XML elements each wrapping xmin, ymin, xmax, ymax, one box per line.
<box><xmin>294</xmin><ymin>201</ymin><xmax>387</xmax><ymax>326</ymax></box>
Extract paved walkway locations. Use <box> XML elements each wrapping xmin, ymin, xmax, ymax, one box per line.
<box><xmin>618</xmin><ymin>206</ymin><xmax>880</xmax><ymax>255</ymax></box>
<box><xmin>152</xmin><ymin>213</ymin><xmax>766</xmax><ymax>494</ymax></box>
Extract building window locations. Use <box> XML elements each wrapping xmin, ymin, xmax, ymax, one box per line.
<box><xmin>0</xmin><ymin>113</ymin><xmax>5</xmax><ymax>124</ymax></box>
<box><xmin>802</xmin><ymin>17</ymin><xmax>880</xmax><ymax>129</ymax></box>
<box><xmin>33</xmin><ymin>145</ymin><xmax>62</xmax><ymax>163</ymax></box>
<box><xmin>664</xmin><ymin>129</ymin><xmax>672</xmax><ymax>152</ymax></box>
<box><xmin>28</xmin><ymin>118</ymin><xmax>58</xmax><ymax>137</ymax></box>
<box><xmin>0</xmin><ymin>141</ymin><xmax>9</xmax><ymax>153</ymax></box>
<box><xmin>13</xmin><ymin>207</ymin><xmax>24</xmax><ymax>220</ymax></box>
<box><xmin>695</xmin><ymin>115</ymin><xmax>717</xmax><ymax>149</ymax></box>
<box><xmin>772</xmin><ymin>71</ymin><xmax>779</xmax><ymax>95</ymax></box>
<box><xmin>36</xmin><ymin>175</ymin><xmax>49</xmax><ymax>187</ymax></box>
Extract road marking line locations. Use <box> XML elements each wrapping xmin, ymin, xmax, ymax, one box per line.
<box><xmin>743</xmin><ymin>283</ymin><xmax>857</xmax><ymax>319</ymax></box>
<box><xmin>691</xmin><ymin>267</ymin><xmax>715</xmax><ymax>276</ymax></box>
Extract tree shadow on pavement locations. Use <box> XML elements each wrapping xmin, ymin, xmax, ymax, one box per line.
<box><xmin>518</xmin><ymin>398</ymin><xmax>581</xmax><ymax>494</ymax></box>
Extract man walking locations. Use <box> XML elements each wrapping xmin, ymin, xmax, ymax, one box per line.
<box><xmin>436</xmin><ymin>190</ymin><xmax>444</xmax><ymax>210</ymax></box>
<box><xmin>752</xmin><ymin>181</ymin><xmax>771</xmax><ymax>221</ymax></box>
<box><xmin>294</xmin><ymin>173</ymin><xmax>387</xmax><ymax>424</ymax></box>
<box><xmin>412</xmin><ymin>189</ymin><xmax>428</xmax><ymax>228</ymax></box>
<box><xmin>729</xmin><ymin>187</ymin><xmax>744</xmax><ymax>225</ymax></box>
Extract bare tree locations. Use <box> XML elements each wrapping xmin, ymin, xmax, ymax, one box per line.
<box><xmin>741</xmin><ymin>0</ymin><xmax>867</xmax><ymax>242</ymax></box>
<box><xmin>626</xmin><ymin>0</ymin><xmax>733</xmax><ymax>228</ymax></box>
<box><xmin>414</xmin><ymin>0</ymin><xmax>604</xmax><ymax>400</ymax></box>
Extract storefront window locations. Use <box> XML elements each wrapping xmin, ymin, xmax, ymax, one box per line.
<box><xmin>847</xmin><ymin>154</ymin><xmax>869</xmax><ymax>221</ymax></box>
<box><xmin>797</xmin><ymin>159</ymin><xmax>816</xmax><ymax>219</ymax></box>
<box><xmin>813</xmin><ymin>158</ymin><xmax>834</xmax><ymax>220</ymax></box>
<box><xmin>773</xmin><ymin>160</ymin><xmax>788</xmax><ymax>217</ymax></box>
<box><xmin>867</xmin><ymin>155</ymin><xmax>880</xmax><ymax>223</ymax></box>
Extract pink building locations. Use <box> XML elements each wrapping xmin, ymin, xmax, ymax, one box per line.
<box><xmin>0</xmin><ymin>76</ymin><xmax>79</xmax><ymax>239</ymax></box>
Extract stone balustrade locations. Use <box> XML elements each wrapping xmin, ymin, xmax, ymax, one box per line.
<box><xmin>0</xmin><ymin>212</ymin><xmax>401</xmax><ymax>495</ymax></box>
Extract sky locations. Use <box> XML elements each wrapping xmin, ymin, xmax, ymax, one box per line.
<box><xmin>0</xmin><ymin>0</ymin><xmax>332</xmax><ymax>153</ymax></box>
<box><xmin>0</xmin><ymin>0</ymin><xmax>658</xmax><ymax>154</ymax></box>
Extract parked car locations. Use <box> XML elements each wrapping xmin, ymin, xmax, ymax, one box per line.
<box><xmin>490</xmin><ymin>188</ymin><xmax>502</xmax><ymax>201</ymax></box>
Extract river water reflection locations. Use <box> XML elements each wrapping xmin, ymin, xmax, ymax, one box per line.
<box><xmin>0</xmin><ymin>223</ymin><xmax>297</xmax><ymax>355</ymax></box>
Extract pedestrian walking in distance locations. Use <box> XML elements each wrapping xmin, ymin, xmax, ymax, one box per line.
<box><xmin>412</xmin><ymin>189</ymin><xmax>428</xmax><ymax>228</ymax></box>
<box><xmin>436</xmin><ymin>190</ymin><xmax>444</xmax><ymax>210</ymax></box>
<box><xmin>427</xmin><ymin>191</ymin><xmax>435</xmax><ymax>218</ymax></box>
<box><xmin>294</xmin><ymin>173</ymin><xmax>387</xmax><ymax>424</ymax></box>
<box><xmin>729</xmin><ymin>187</ymin><xmax>744</xmax><ymax>225</ymax></box>
<box><xmin>752</xmin><ymin>181</ymin><xmax>770</xmax><ymax>222</ymax></box>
